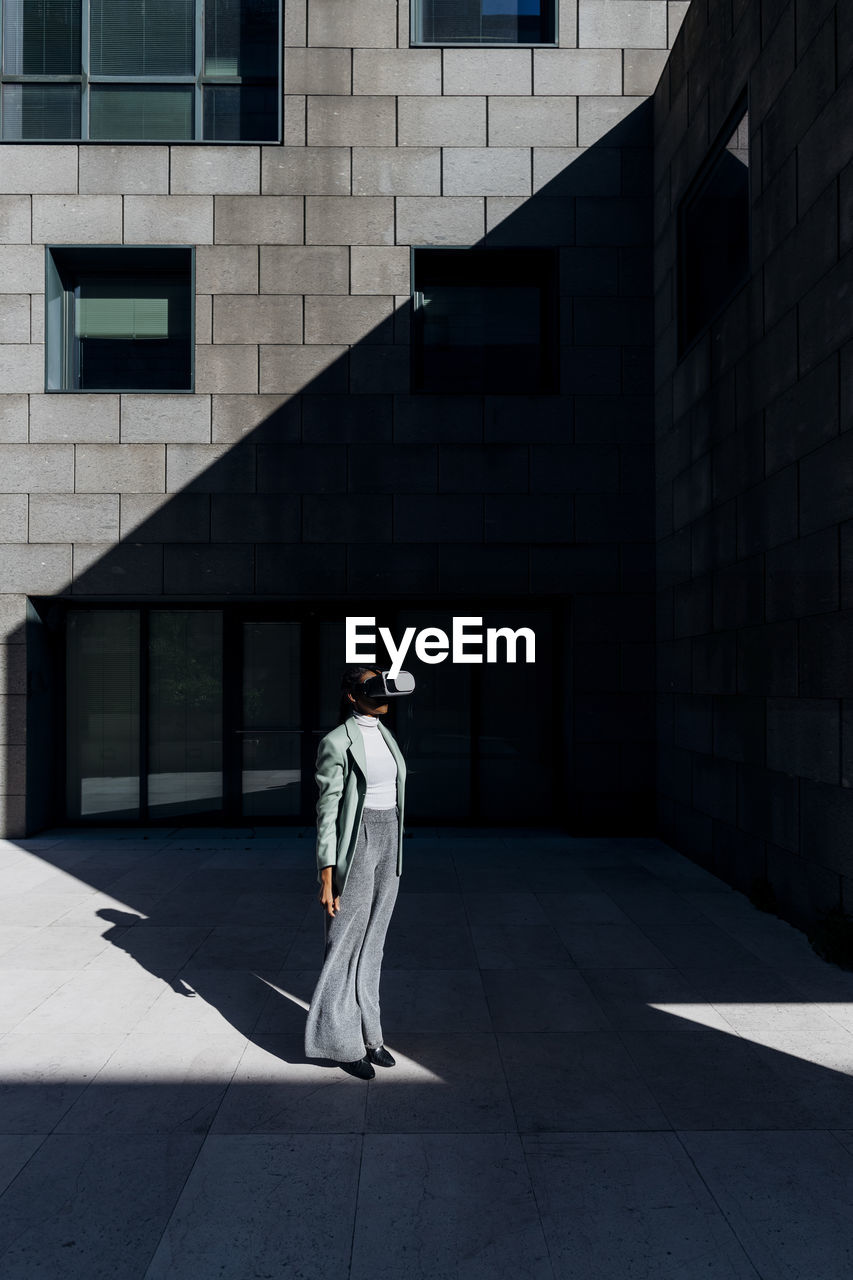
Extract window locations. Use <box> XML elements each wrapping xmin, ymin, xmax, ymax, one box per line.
<box><xmin>0</xmin><ymin>0</ymin><xmax>280</xmax><ymax>140</ymax></box>
<box><xmin>46</xmin><ymin>246</ymin><xmax>193</xmax><ymax>392</ymax></box>
<box><xmin>679</xmin><ymin>97</ymin><xmax>750</xmax><ymax>352</ymax></box>
<box><xmin>412</xmin><ymin>247</ymin><xmax>559</xmax><ymax>393</ymax></box>
<box><xmin>413</xmin><ymin>0</ymin><xmax>556</xmax><ymax>45</ymax></box>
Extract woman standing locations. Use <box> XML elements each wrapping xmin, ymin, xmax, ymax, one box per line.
<box><xmin>304</xmin><ymin>665</ymin><xmax>409</xmax><ymax>1080</ymax></box>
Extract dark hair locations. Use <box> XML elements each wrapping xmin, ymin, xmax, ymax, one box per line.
<box><xmin>337</xmin><ymin>664</ymin><xmax>377</xmax><ymax>725</ymax></box>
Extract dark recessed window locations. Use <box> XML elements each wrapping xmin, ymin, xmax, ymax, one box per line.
<box><xmin>413</xmin><ymin>0</ymin><xmax>556</xmax><ymax>45</ymax></box>
<box><xmin>679</xmin><ymin>99</ymin><xmax>750</xmax><ymax>352</ymax></box>
<box><xmin>46</xmin><ymin>247</ymin><xmax>193</xmax><ymax>392</ymax></box>
<box><xmin>0</xmin><ymin>0</ymin><xmax>280</xmax><ymax>141</ymax></box>
<box><xmin>412</xmin><ymin>247</ymin><xmax>559</xmax><ymax>394</ymax></box>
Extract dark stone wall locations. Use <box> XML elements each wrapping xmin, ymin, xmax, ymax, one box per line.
<box><xmin>653</xmin><ymin>0</ymin><xmax>853</xmax><ymax>929</ymax></box>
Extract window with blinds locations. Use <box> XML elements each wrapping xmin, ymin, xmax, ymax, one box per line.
<box><xmin>413</xmin><ymin>0</ymin><xmax>556</xmax><ymax>45</ymax></box>
<box><xmin>0</xmin><ymin>0</ymin><xmax>279</xmax><ymax>140</ymax></box>
<box><xmin>46</xmin><ymin>247</ymin><xmax>193</xmax><ymax>392</ymax></box>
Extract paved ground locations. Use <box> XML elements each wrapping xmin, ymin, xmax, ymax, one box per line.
<box><xmin>0</xmin><ymin>826</ymin><xmax>852</xmax><ymax>1278</ymax></box>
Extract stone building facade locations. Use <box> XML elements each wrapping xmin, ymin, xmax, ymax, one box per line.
<box><xmin>654</xmin><ymin>0</ymin><xmax>853</xmax><ymax>930</ymax></box>
<box><xmin>1</xmin><ymin>0</ymin><xmax>689</xmax><ymax>838</ymax></box>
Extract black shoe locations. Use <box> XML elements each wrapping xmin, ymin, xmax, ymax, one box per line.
<box><xmin>341</xmin><ymin>1056</ymin><xmax>375</xmax><ymax>1080</ymax></box>
<box><xmin>367</xmin><ymin>1044</ymin><xmax>396</xmax><ymax>1068</ymax></box>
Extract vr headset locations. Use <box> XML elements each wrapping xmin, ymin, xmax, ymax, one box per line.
<box><xmin>358</xmin><ymin>670</ymin><xmax>416</xmax><ymax>699</ymax></box>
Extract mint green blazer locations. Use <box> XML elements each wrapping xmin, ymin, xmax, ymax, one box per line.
<box><xmin>314</xmin><ymin>716</ymin><xmax>406</xmax><ymax>897</ymax></box>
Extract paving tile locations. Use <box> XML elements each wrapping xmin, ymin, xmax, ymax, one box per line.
<box><xmin>351</xmin><ymin>1134</ymin><xmax>552</xmax><ymax>1278</ymax></box>
<box><xmin>481</xmin><ymin>968</ymin><xmax>610</xmax><ymax>1032</ymax></box>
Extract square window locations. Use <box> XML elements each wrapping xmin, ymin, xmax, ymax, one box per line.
<box><xmin>413</xmin><ymin>0</ymin><xmax>556</xmax><ymax>45</ymax></box>
<box><xmin>412</xmin><ymin>247</ymin><xmax>559</xmax><ymax>394</ymax></box>
<box><xmin>46</xmin><ymin>247</ymin><xmax>193</xmax><ymax>392</ymax></box>
<box><xmin>679</xmin><ymin>98</ymin><xmax>750</xmax><ymax>353</ymax></box>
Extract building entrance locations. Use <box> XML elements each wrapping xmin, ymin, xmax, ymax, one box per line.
<box><xmin>60</xmin><ymin>601</ymin><xmax>564</xmax><ymax>826</ymax></box>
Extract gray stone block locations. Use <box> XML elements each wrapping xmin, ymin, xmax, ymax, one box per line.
<box><xmin>578</xmin><ymin>1</ymin><xmax>667</xmax><ymax>49</ymax></box>
<box><xmin>768</xmin><ymin>697</ymin><xmax>839</xmax><ymax>784</ymax></box>
<box><xmin>120</xmin><ymin>395</ymin><xmax>211</xmax><ymax>444</ymax></box>
<box><xmin>393</xmin><ymin>395</ymin><xmax>482</xmax><ymax>443</ymax></box>
<box><xmin>171</xmin><ymin>147</ymin><xmax>260</xmax><ymax>196</ymax></box>
<box><xmin>0</xmin><ymin>197</ymin><xmax>31</xmax><ymax>244</ymax></box>
<box><xmin>212</xmin><ymin>394</ymin><xmax>300</xmax><ymax>444</ymax></box>
<box><xmin>214</xmin><ymin>196</ymin><xmax>303</xmax><ymax>245</ymax></box>
<box><xmin>558</xmin><ymin>0</ymin><xmax>579</xmax><ymax>47</ymax></box>
<box><xmin>0</xmin><ymin>493</ymin><xmax>26</xmax><ymax>541</ymax></box>
<box><xmin>0</xmin><ymin>295</ymin><xmax>29</xmax><ymax>344</ymax></box>
<box><xmin>799</xmin><ymin>253</ymin><xmax>853</xmax><ymax>377</ymax></box>
<box><xmin>348</xmin><ymin>345</ymin><xmax>409</xmax><ymax>393</ymax></box>
<box><xmin>166</xmin><ymin>443</ymin><xmax>256</xmax><ymax>493</ymax></box>
<box><xmin>28</xmin><ymin>394</ymin><xmax>117</xmax><ymax>444</ymax></box>
<box><xmin>800</xmin><ymin>430</ymin><xmax>853</xmax><ymax>537</ymax></box>
<box><xmin>0</xmin><ymin>246</ymin><xmax>43</xmax><ymax>293</ymax></box>
<box><xmin>79</xmin><ymin>147</ymin><xmax>169</xmax><ymax>195</ymax></box>
<box><xmin>307</xmin><ymin>97</ymin><xmax>396</xmax><ymax>148</ymax></box>
<box><xmin>398</xmin><ymin>97</ymin><xmax>487</xmax><ymax>146</ymax></box>
<box><xmin>485</xmin><ymin>395</ymin><xmax>571</xmax><ymax>443</ymax></box>
<box><xmin>260</xmin><ymin>245</ymin><xmax>349</xmax><ymax>294</ymax></box>
<box><xmin>195</xmin><ymin>294</ymin><xmax>212</xmax><ymax>344</ymax></box>
<box><xmin>256</xmin><ymin>444</ymin><xmax>347</xmax><ymax>492</ymax></box>
<box><xmin>576</xmin><ymin>196</ymin><xmax>652</xmax><ymax>245</ymax></box>
<box><xmin>351</xmin><ymin>247</ymin><xmax>411</xmax><ymax>295</ymax></box>
<box><xmin>735</xmin><ymin>620</ymin><xmax>797</xmax><ymax>697</ymax></box>
<box><xmin>576</xmin><ymin>491</ymin><xmax>653</xmax><ymax>541</ymax></box>
<box><xmin>303</xmin><ymin>494</ymin><xmax>391</xmax><ymax>541</ymax></box>
<box><xmin>578</xmin><ymin>96</ymin><xmax>649</xmax><ymax>146</ymax></box>
<box><xmin>530</xmin><ymin>443</ymin><xmax>619</xmax><ymax>492</ymax></box>
<box><xmin>0</xmin><ymin>445</ymin><xmax>72</xmax><ymax>494</ymax></box>
<box><xmin>349</xmin><ymin>445</ymin><xmax>436</xmax><ymax>492</ymax></box>
<box><xmin>260</xmin><ymin>344</ymin><xmax>348</xmax><ymax>394</ymax></box>
<box><xmin>347</xmin><ymin>544</ymin><xmax>437</xmax><ymax>594</ymax></box>
<box><xmin>304</xmin><ymin>295</ymin><xmax>395</xmax><ymax>345</ymax></box>
<box><xmin>28</xmin><ymin>493</ymin><xmax>118</xmax><ymax>542</ymax></box>
<box><xmin>0</xmin><ymin>145</ymin><xmax>77</xmax><ymax>194</ymax></box>
<box><xmin>256</xmin><ymin>543</ymin><xmax>347</xmax><ymax>594</ymax></box>
<box><xmin>307</xmin><ymin>0</ymin><xmax>397</xmax><ymax>48</ymax></box>
<box><xmin>484</xmin><ymin>494</ymin><xmax>572</xmax><ymax>541</ymax></box>
<box><xmin>438</xmin><ymin>445</ymin><xmax>527</xmax><ymax>492</ymax></box>
<box><xmin>195</xmin><ymin>345</ymin><xmax>258</xmax><ymax>394</ymax></box>
<box><xmin>533</xmin><ymin>49</ymin><xmax>621</xmax><ymax>95</ymax></box>
<box><xmin>213</xmin><ymin>296</ymin><xmax>303</xmax><ymax>345</ymax></box>
<box><xmin>352</xmin><ymin>148</ymin><xmax>441</xmax><ymax>196</ymax></box>
<box><xmin>164</xmin><ymin>545</ymin><xmax>253</xmax><ymax>595</ymax></box>
<box><xmin>0</xmin><ymin>396</ymin><xmax>27</xmax><ymax>443</ymax></box>
<box><xmin>393</xmin><ymin>495</ymin><xmax>483</xmax><ymax>541</ymax></box>
<box><xmin>262</xmin><ymin>147</ymin><xmax>351</xmax><ymax>195</ymax></box>
<box><xmin>353</xmin><ymin>49</ymin><xmax>440</xmax><ymax>95</ymax></box>
<box><xmin>124</xmin><ymin>196</ymin><xmax>213</xmax><ymax>244</ymax></box>
<box><xmin>439</xmin><ymin>544</ymin><xmax>528</xmax><ymax>594</ymax></box>
<box><xmin>283</xmin><ymin>95</ymin><xmax>306</xmax><ymax>145</ymax></box>
<box><xmin>443</xmin><ymin>148</ymin><xmax>531</xmax><ymax>197</ymax></box>
<box><xmin>284</xmin><ymin>47</ymin><xmax>352</xmax><ymax>94</ymax></box>
<box><xmin>395</xmin><ymin>197</ymin><xmax>484</xmax><ymax>245</ymax></box>
<box><xmin>120</xmin><ymin>493</ymin><xmax>210</xmax><ymax>541</ymax></box>
<box><xmin>668</xmin><ymin>1</ymin><xmax>690</xmax><ymax>46</ymax></box>
<box><xmin>738</xmin><ymin>759</ymin><xmax>799</xmax><ymax>850</ymax></box>
<box><xmin>736</xmin><ymin>467</ymin><xmax>797</xmax><ymax>558</ymax></box>
<box><xmin>305</xmin><ymin>197</ymin><xmax>394</xmax><ymax>245</ymax></box>
<box><xmin>72</xmin><ymin>542</ymin><xmax>164</xmax><ymax>594</ymax></box>
<box><xmin>443</xmin><ymin>49</ymin><xmax>532</xmax><ymax>95</ymax></box>
<box><xmin>0</xmin><ymin>345</ymin><xmax>42</xmax><ymax>393</ymax></box>
<box><xmin>196</xmin><ymin>245</ymin><xmax>259</xmax><ymax>294</ymax></box>
<box><xmin>0</xmin><ymin>543</ymin><xmax>71</xmax><ymax>592</ymax></box>
<box><xmin>624</xmin><ymin>49</ymin><xmax>670</xmax><ymax>94</ymax></box>
<box><xmin>75</xmin><ymin>444</ymin><xmax>164</xmax><ymax>493</ymax></box>
<box><xmin>211</xmin><ymin>494</ymin><xmax>300</xmax><ymax>541</ymax></box>
<box><xmin>302</xmin><ymin>395</ymin><xmax>391</xmax><ymax>442</ymax></box>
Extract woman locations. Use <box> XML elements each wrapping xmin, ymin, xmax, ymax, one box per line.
<box><xmin>304</xmin><ymin>665</ymin><xmax>407</xmax><ymax>1080</ymax></box>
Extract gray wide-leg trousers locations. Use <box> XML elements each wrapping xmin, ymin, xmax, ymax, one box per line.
<box><xmin>304</xmin><ymin>805</ymin><xmax>399</xmax><ymax>1062</ymax></box>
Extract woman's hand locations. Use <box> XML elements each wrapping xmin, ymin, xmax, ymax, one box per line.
<box><xmin>319</xmin><ymin>868</ymin><xmax>340</xmax><ymax>918</ymax></box>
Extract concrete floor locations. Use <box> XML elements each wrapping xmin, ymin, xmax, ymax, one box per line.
<box><xmin>0</xmin><ymin>827</ymin><xmax>852</xmax><ymax>1279</ymax></box>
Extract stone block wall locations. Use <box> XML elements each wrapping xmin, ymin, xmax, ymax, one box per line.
<box><xmin>654</xmin><ymin>0</ymin><xmax>853</xmax><ymax>929</ymax></box>
<box><xmin>0</xmin><ymin>0</ymin><xmax>692</xmax><ymax>836</ymax></box>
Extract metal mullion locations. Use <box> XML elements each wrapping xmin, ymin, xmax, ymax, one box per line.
<box><xmin>195</xmin><ymin>0</ymin><xmax>203</xmax><ymax>140</ymax></box>
<box><xmin>80</xmin><ymin>0</ymin><xmax>90</xmax><ymax>138</ymax></box>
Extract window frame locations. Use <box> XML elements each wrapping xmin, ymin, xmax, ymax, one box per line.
<box><xmin>677</xmin><ymin>89</ymin><xmax>751</xmax><ymax>359</ymax></box>
<box><xmin>45</xmin><ymin>244</ymin><xmax>196</xmax><ymax>394</ymax></box>
<box><xmin>410</xmin><ymin>244</ymin><xmax>560</xmax><ymax>395</ymax></box>
<box><xmin>0</xmin><ymin>0</ymin><xmax>282</xmax><ymax>143</ymax></box>
<box><xmin>410</xmin><ymin>0</ymin><xmax>558</xmax><ymax>47</ymax></box>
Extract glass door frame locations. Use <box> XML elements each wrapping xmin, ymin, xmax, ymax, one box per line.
<box><xmin>45</xmin><ymin>595</ymin><xmax>570</xmax><ymax>828</ymax></box>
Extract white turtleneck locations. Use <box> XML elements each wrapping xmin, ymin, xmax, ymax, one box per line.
<box><xmin>351</xmin><ymin>711</ymin><xmax>398</xmax><ymax>809</ymax></box>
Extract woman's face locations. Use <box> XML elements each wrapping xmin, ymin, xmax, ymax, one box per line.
<box><xmin>349</xmin><ymin>669</ymin><xmax>389</xmax><ymax>716</ymax></box>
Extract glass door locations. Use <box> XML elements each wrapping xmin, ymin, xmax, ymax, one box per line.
<box><xmin>240</xmin><ymin>620</ymin><xmax>301</xmax><ymax>817</ymax></box>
